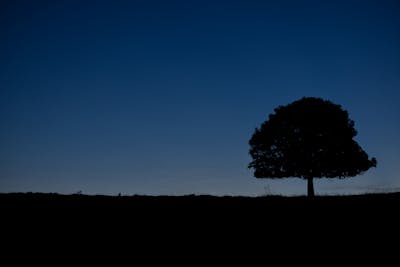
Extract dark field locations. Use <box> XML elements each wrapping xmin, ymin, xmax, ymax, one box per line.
<box><xmin>2</xmin><ymin>192</ymin><xmax>399</xmax><ymax>228</ymax></box>
<box><xmin>2</xmin><ymin>192</ymin><xmax>399</xmax><ymax>260</ymax></box>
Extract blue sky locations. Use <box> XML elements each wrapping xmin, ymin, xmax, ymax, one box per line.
<box><xmin>0</xmin><ymin>0</ymin><xmax>399</xmax><ymax>196</ymax></box>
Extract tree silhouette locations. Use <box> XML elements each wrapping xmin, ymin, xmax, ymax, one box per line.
<box><xmin>248</xmin><ymin>97</ymin><xmax>377</xmax><ymax>197</ymax></box>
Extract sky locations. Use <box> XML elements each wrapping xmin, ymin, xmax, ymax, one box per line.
<box><xmin>0</xmin><ymin>0</ymin><xmax>399</xmax><ymax>196</ymax></box>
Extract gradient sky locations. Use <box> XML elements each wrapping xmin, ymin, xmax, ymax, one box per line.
<box><xmin>1</xmin><ymin>0</ymin><xmax>399</xmax><ymax>196</ymax></box>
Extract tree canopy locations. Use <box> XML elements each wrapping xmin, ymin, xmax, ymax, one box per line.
<box><xmin>248</xmin><ymin>97</ymin><xmax>377</xmax><ymax>196</ymax></box>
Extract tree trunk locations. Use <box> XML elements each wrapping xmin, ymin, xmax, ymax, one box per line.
<box><xmin>307</xmin><ymin>177</ymin><xmax>315</xmax><ymax>198</ymax></box>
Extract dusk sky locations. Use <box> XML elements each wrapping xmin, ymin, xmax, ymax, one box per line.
<box><xmin>1</xmin><ymin>0</ymin><xmax>399</xmax><ymax>196</ymax></box>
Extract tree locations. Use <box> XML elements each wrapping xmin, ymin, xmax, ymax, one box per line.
<box><xmin>248</xmin><ymin>97</ymin><xmax>377</xmax><ymax>197</ymax></box>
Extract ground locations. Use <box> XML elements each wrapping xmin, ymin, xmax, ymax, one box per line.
<box><xmin>2</xmin><ymin>192</ymin><xmax>398</xmax><ymax>261</ymax></box>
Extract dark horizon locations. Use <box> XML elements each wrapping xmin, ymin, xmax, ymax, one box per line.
<box><xmin>1</xmin><ymin>0</ymin><xmax>399</xmax><ymax>196</ymax></box>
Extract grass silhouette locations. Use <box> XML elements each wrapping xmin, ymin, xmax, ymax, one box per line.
<box><xmin>2</xmin><ymin>192</ymin><xmax>398</xmax><ymax>260</ymax></box>
<box><xmin>2</xmin><ymin>192</ymin><xmax>399</xmax><ymax>223</ymax></box>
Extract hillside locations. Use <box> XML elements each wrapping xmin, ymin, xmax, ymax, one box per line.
<box><xmin>2</xmin><ymin>192</ymin><xmax>399</xmax><ymax>260</ymax></box>
<box><xmin>2</xmin><ymin>192</ymin><xmax>399</xmax><ymax>224</ymax></box>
